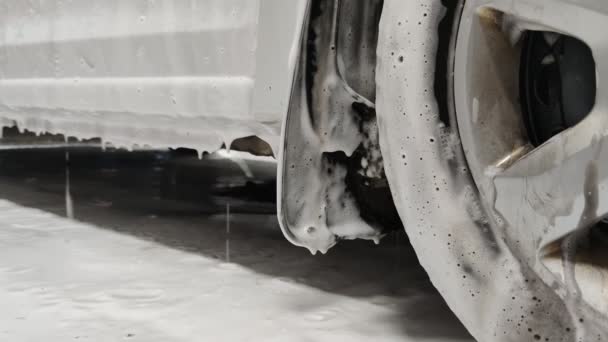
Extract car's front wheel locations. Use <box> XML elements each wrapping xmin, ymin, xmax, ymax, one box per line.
<box><xmin>376</xmin><ymin>0</ymin><xmax>608</xmax><ymax>341</ymax></box>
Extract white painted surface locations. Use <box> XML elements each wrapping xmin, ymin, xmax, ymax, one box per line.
<box><xmin>0</xmin><ymin>0</ymin><xmax>306</xmax><ymax>153</ymax></box>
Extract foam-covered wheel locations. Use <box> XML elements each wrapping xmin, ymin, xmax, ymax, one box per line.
<box><xmin>376</xmin><ymin>1</ymin><xmax>608</xmax><ymax>341</ymax></box>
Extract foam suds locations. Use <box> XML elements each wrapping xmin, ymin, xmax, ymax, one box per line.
<box><xmin>278</xmin><ymin>0</ymin><xmax>384</xmax><ymax>254</ymax></box>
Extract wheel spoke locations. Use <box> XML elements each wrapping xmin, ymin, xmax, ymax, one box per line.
<box><xmin>462</xmin><ymin>0</ymin><xmax>608</xmax><ymax>241</ymax></box>
<box><xmin>475</xmin><ymin>0</ymin><xmax>608</xmax><ymax>42</ymax></box>
<box><xmin>493</xmin><ymin>126</ymin><xmax>608</xmax><ymax>245</ymax></box>
<box><xmin>494</xmin><ymin>39</ymin><xmax>608</xmax><ymax>240</ymax></box>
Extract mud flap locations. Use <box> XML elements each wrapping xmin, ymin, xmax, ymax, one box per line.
<box><xmin>277</xmin><ymin>0</ymin><xmax>396</xmax><ymax>254</ymax></box>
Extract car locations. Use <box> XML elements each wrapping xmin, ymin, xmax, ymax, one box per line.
<box><xmin>0</xmin><ymin>0</ymin><xmax>606</xmax><ymax>341</ymax></box>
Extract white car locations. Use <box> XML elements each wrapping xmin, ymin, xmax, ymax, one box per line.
<box><xmin>0</xmin><ymin>1</ymin><xmax>606</xmax><ymax>341</ymax></box>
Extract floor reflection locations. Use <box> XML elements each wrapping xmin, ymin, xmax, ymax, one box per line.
<box><xmin>0</xmin><ymin>127</ymin><xmax>473</xmax><ymax>340</ymax></box>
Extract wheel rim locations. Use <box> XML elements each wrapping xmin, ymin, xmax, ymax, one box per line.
<box><xmin>377</xmin><ymin>0</ymin><xmax>608</xmax><ymax>340</ymax></box>
<box><xmin>453</xmin><ymin>0</ymin><xmax>608</xmax><ymax>337</ymax></box>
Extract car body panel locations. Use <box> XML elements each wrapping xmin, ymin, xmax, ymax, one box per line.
<box><xmin>0</xmin><ymin>0</ymin><xmax>307</xmax><ymax>153</ymax></box>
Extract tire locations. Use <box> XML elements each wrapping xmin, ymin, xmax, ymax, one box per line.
<box><xmin>376</xmin><ymin>1</ymin><xmax>608</xmax><ymax>341</ymax></box>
